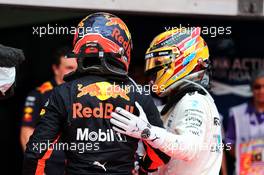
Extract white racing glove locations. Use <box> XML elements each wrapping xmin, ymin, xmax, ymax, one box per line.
<box><xmin>110</xmin><ymin>101</ymin><xmax>166</xmax><ymax>148</ymax></box>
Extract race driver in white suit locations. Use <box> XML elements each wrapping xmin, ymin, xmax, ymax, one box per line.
<box><xmin>110</xmin><ymin>27</ymin><xmax>223</xmax><ymax>175</ymax></box>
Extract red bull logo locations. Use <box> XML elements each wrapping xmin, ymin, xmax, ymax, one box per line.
<box><xmin>106</xmin><ymin>17</ymin><xmax>131</xmax><ymax>40</ymax></box>
<box><xmin>77</xmin><ymin>82</ymin><xmax>130</xmax><ymax>101</ymax></box>
<box><xmin>73</xmin><ymin>102</ymin><xmax>134</xmax><ymax>119</ymax></box>
<box><xmin>111</xmin><ymin>27</ymin><xmax>131</xmax><ymax>61</ymax></box>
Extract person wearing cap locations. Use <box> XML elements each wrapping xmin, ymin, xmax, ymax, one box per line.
<box><xmin>20</xmin><ymin>46</ymin><xmax>77</xmax><ymax>175</ymax></box>
<box><xmin>226</xmin><ymin>69</ymin><xmax>264</xmax><ymax>175</ymax></box>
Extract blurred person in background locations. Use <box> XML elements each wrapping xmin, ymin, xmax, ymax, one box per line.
<box><xmin>0</xmin><ymin>44</ymin><xmax>25</xmax><ymax>99</ymax></box>
<box><xmin>20</xmin><ymin>46</ymin><xmax>77</xmax><ymax>175</ymax></box>
<box><xmin>226</xmin><ymin>69</ymin><xmax>264</xmax><ymax>175</ymax></box>
<box><xmin>110</xmin><ymin>27</ymin><xmax>222</xmax><ymax>174</ymax></box>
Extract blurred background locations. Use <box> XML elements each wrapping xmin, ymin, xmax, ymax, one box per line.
<box><xmin>0</xmin><ymin>0</ymin><xmax>263</xmax><ymax>174</ymax></box>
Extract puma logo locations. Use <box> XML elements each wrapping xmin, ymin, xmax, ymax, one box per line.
<box><xmin>93</xmin><ymin>161</ymin><xmax>107</xmax><ymax>171</ymax></box>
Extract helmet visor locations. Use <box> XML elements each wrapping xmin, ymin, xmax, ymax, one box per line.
<box><xmin>145</xmin><ymin>55</ymin><xmax>172</xmax><ymax>74</ymax></box>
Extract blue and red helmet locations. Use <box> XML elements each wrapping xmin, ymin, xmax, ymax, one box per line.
<box><xmin>72</xmin><ymin>12</ymin><xmax>132</xmax><ymax>76</ymax></box>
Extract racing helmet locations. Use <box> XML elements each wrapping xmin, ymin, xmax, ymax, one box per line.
<box><xmin>72</xmin><ymin>12</ymin><xmax>132</xmax><ymax>76</ymax></box>
<box><xmin>145</xmin><ymin>27</ymin><xmax>210</xmax><ymax>97</ymax></box>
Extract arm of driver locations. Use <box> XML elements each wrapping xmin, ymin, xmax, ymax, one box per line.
<box><xmin>20</xmin><ymin>126</ymin><xmax>34</xmax><ymax>152</ymax></box>
<box><xmin>23</xmin><ymin>88</ymin><xmax>65</xmax><ymax>175</ymax></box>
<box><xmin>147</xmin><ymin>94</ymin><xmax>207</xmax><ymax>161</ymax></box>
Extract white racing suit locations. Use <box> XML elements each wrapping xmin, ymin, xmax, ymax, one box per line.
<box><xmin>148</xmin><ymin>91</ymin><xmax>222</xmax><ymax>175</ymax></box>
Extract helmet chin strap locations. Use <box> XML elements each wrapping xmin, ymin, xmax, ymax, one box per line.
<box><xmin>127</xmin><ymin>75</ymin><xmax>143</xmax><ymax>95</ymax></box>
<box><xmin>181</xmin><ymin>78</ymin><xmax>214</xmax><ymax>102</ymax></box>
<box><xmin>160</xmin><ymin>78</ymin><xmax>214</xmax><ymax>116</ymax></box>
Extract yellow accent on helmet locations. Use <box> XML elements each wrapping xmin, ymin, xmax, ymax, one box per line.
<box><xmin>145</xmin><ymin>27</ymin><xmax>209</xmax><ymax>97</ymax></box>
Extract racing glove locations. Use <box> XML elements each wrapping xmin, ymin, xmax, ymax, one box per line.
<box><xmin>110</xmin><ymin>101</ymin><xmax>167</xmax><ymax>148</ymax></box>
<box><xmin>111</xmin><ymin>100</ymin><xmax>207</xmax><ymax>161</ymax></box>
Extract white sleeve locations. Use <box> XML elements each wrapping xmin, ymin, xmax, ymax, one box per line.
<box><xmin>147</xmin><ymin>93</ymin><xmax>207</xmax><ymax>161</ymax></box>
